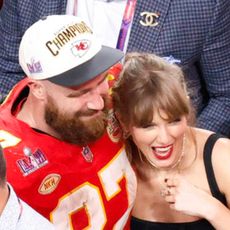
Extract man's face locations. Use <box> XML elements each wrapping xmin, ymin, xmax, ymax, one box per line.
<box><xmin>44</xmin><ymin>73</ymin><xmax>110</xmax><ymax>146</ymax></box>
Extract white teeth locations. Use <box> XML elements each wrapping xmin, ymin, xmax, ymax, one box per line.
<box><xmin>154</xmin><ymin>146</ymin><xmax>172</xmax><ymax>153</ymax></box>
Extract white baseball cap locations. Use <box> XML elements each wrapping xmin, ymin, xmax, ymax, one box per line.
<box><xmin>19</xmin><ymin>15</ymin><xmax>124</xmax><ymax>87</ymax></box>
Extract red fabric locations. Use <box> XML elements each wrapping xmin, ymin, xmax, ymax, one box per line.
<box><xmin>0</xmin><ymin>79</ymin><xmax>136</xmax><ymax>229</ymax></box>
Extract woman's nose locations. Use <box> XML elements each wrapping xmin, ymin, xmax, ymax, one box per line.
<box><xmin>156</xmin><ymin>126</ymin><xmax>170</xmax><ymax>144</ymax></box>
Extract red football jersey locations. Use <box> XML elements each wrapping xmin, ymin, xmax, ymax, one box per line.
<box><xmin>0</xmin><ymin>79</ymin><xmax>137</xmax><ymax>229</ymax></box>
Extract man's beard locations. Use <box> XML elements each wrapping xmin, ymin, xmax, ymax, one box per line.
<box><xmin>44</xmin><ymin>96</ymin><xmax>108</xmax><ymax>146</ymax></box>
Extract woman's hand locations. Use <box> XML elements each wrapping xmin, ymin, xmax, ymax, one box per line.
<box><xmin>161</xmin><ymin>175</ymin><xmax>213</xmax><ymax>217</ymax></box>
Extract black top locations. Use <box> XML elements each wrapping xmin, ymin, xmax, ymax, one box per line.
<box><xmin>131</xmin><ymin>133</ymin><xmax>225</xmax><ymax>230</ymax></box>
<box><xmin>131</xmin><ymin>217</ymin><xmax>214</xmax><ymax>230</ymax></box>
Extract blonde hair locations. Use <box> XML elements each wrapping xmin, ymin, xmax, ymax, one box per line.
<box><xmin>112</xmin><ymin>52</ymin><xmax>195</xmax><ymax>171</ymax></box>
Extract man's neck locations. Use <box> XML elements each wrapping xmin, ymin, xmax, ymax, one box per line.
<box><xmin>0</xmin><ymin>184</ymin><xmax>9</xmax><ymax>215</ymax></box>
<box><xmin>16</xmin><ymin>95</ymin><xmax>62</xmax><ymax>139</ymax></box>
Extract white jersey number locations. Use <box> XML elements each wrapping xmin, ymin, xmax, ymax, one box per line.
<box><xmin>50</xmin><ymin>149</ymin><xmax>136</xmax><ymax>230</ymax></box>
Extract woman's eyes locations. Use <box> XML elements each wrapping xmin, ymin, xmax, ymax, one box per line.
<box><xmin>169</xmin><ymin>118</ymin><xmax>182</xmax><ymax>124</ymax></box>
<box><xmin>140</xmin><ymin>118</ymin><xmax>182</xmax><ymax>128</ymax></box>
<box><xmin>141</xmin><ymin>123</ymin><xmax>156</xmax><ymax>129</ymax></box>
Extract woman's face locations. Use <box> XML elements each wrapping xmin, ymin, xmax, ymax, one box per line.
<box><xmin>130</xmin><ymin>110</ymin><xmax>187</xmax><ymax>169</ymax></box>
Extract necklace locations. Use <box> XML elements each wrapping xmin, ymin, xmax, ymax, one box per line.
<box><xmin>145</xmin><ymin>134</ymin><xmax>186</xmax><ymax>197</ymax></box>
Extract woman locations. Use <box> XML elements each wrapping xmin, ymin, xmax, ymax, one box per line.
<box><xmin>112</xmin><ymin>52</ymin><xmax>230</xmax><ymax>229</ymax></box>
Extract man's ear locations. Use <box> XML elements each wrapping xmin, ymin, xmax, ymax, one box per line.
<box><xmin>27</xmin><ymin>80</ymin><xmax>46</xmax><ymax>100</ymax></box>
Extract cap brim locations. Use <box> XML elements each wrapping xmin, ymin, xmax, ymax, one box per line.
<box><xmin>49</xmin><ymin>46</ymin><xmax>124</xmax><ymax>87</ymax></box>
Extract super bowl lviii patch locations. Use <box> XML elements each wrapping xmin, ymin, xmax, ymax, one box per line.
<box><xmin>17</xmin><ymin>147</ymin><xmax>48</xmax><ymax>176</ymax></box>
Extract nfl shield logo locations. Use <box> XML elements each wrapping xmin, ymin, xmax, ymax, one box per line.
<box><xmin>81</xmin><ymin>146</ymin><xmax>93</xmax><ymax>163</ymax></box>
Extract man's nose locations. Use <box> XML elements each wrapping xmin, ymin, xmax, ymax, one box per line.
<box><xmin>86</xmin><ymin>94</ymin><xmax>105</xmax><ymax>110</ymax></box>
<box><xmin>86</xmin><ymin>79</ymin><xmax>109</xmax><ymax>110</ymax></box>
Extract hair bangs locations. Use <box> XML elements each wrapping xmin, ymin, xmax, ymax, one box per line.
<box><xmin>130</xmin><ymin>71</ymin><xmax>190</xmax><ymax>127</ymax></box>
<box><xmin>131</xmin><ymin>93</ymin><xmax>155</xmax><ymax>127</ymax></box>
<box><xmin>156</xmin><ymin>84</ymin><xmax>190</xmax><ymax>122</ymax></box>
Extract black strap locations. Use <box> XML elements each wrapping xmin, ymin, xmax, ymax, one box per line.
<box><xmin>203</xmin><ymin>133</ymin><xmax>227</xmax><ymax>205</ymax></box>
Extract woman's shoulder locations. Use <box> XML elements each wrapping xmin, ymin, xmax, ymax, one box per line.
<box><xmin>190</xmin><ymin>127</ymin><xmax>230</xmax><ymax>162</ymax></box>
<box><xmin>192</xmin><ymin>127</ymin><xmax>230</xmax><ymax>194</ymax></box>
<box><xmin>192</xmin><ymin>128</ymin><xmax>229</xmax><ymax>149</ymax></box>
<box><xmin>195</xmin><ymin>128</ymin><xmax>230</xmax><ymax>193</ymax></box>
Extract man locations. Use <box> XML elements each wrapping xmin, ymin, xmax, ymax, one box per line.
<box><xmin>0</xmin><ymin>15</ymin><xmax>136</xmax><ymax>229</ymax></box>
<box><xmin>0</xmin><ymin>145</ymin><xmax>54</xmax><ymax>229</ymax></box>
<box><xmin>1</xmin><ymin>0</ymin><xmax>230</xmax><ymax>136</ymax></box>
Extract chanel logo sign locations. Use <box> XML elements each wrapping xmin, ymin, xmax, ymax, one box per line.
<box><xmin>140</xmin><ymin>12</ymin><xmax>159</xmax><ymax>27</ymax></box>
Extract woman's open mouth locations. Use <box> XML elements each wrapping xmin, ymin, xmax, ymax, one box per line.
<box><xmin>152</xmin><ymin>144</ymin><xmax>173</xmax><ymax>160</ymax></box>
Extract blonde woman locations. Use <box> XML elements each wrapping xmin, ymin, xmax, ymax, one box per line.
<box><xmin>113</xmin><ymin>53</ymin><xmax>230</xmax><ymax>230</ymax></box>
